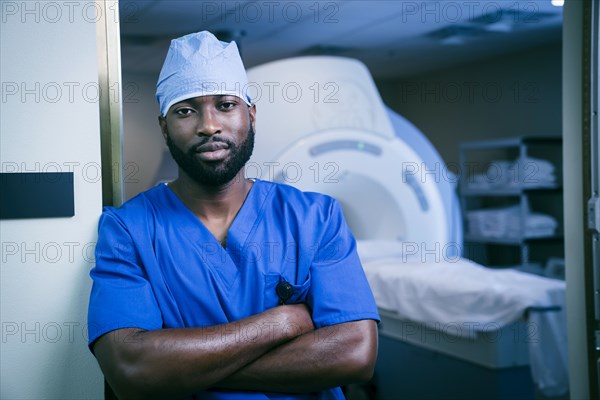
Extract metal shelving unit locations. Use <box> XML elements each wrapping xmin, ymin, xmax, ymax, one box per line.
<box><xmin>459</xmin><ymin>137</ymin><xmax>564</xmax><ymax>271</ymax></box>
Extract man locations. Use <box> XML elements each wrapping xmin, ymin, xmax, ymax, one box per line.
<box><xmin>88</xmin><ymin>31</ymin><xmax>379</xmax><ymax>399</ymax></box>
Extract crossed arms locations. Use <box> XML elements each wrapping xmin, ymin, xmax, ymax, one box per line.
<box><xmin>92</xmin><ymin>304</ymin><xmax>378</xmax><ymax>399</ymax></box>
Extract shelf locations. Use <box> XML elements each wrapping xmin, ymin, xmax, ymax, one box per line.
<box><xmin>464</xmin><ymin>234</ymin><xmax>564</xmax><ymax>245</ymax></box>
<box><xmin>461</xmin><ymin>185</ymin><xmax>562</xmax><ymax>196</ymax></box>
<box><xmin>459</xmin><ymin>136</ymin><xmax>564</xmax><ymax>267</ymax></box>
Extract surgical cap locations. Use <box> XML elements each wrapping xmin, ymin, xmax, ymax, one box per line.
<box><xmin>156</xmin><ymin>31</ymin><xmax>251</xmax><ymax>116</ymax></box>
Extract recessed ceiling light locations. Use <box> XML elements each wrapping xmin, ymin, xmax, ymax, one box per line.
<box><xmin>551</xmin><ymin>0</ymin><xmax>564</xmax><ymax>6</ymax></box>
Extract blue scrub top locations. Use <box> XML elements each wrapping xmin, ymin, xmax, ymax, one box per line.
<box><xmin>88</xmin><ymin>179</ymin><xmax>379</xmax><ymax>399</ymax></box>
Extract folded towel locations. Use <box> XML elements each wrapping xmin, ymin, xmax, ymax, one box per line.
<box><xmin>467</xmin><ymin>205</ymin><xmax>558</xmax><ymax>239</ymax></box>
<box><xmin>467</xmin><ymin>156</ymin><xmax>557</xmax><ymax>190</ymax></box>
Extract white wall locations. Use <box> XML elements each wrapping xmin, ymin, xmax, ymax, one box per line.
<box><xmin>1</xmin><ymin>1</ymin><xmax>104</xmax><ymax>398</ymax></box>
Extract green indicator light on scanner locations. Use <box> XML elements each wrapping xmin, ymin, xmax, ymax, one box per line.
<box><xmin>357</xmin><ymin>142</ymin><xmax>365</xmax><ymax>150</ymax></box>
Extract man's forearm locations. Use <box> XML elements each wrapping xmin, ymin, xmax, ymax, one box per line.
<box><xmin>93</xmin><ymin>304</ymin><xmax>314</xmax><ymax>399</ymax></box>
<box><xmin>216</xmin><ymin>319</ymin><xmax>378</xmax><ymax>393</ymax></box>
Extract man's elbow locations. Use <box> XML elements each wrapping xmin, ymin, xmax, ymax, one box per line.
<box><xmin>109</xmin><ymin>360</ymin><xmax>199</xmax><ymax>400</ymax></box>
<box><xmin>347</xmin><ymin>348</ymin><xmax>377</xmax><ymax>382</ymax></box>
<box><xmin>102</xmin><ymin>352</ymin><xmax>155</xmax><ymax>399</ymax></box>
<box><xmin>345</xmin><ymin>320</ymin><xmax>378</xmax><ymax>382</ymax></box>
<box><xmin>93</xmin><ymin>331</ymin><xmax>162</xmax><ymax>399</ymax></box>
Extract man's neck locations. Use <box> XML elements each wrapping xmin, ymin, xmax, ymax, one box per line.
<box><xmin>167</xmin><ymin>171</ymin><xmax>253</xmax><ymax>222</ymax></box>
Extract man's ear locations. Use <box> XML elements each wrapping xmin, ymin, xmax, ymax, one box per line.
<box><xmin>158</xmin><ymin>115</ymin><xmax>168</xmax><ymax>141</ymax></box>
<box><xmin>248</xmin><ymin>104</ymin><xmax>256</xmax><ymax>132</ymax></box>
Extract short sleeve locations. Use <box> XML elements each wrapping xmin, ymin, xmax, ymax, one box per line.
<box><xmin>306</xmin><ymin>200</ymin><xmax>380</xmax><ymax>328</ymax></box>
<box><xmin>87</xmin><ymin>210</ymin><xmax>163</xmax><ymax>350</ymax></box>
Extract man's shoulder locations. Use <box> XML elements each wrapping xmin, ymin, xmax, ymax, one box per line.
<box><xmin>262</xmin><ymin>179</ymin><xmax>332</xmax><ymax>200</ymax></box>
<box><xmin>260</xmin><ymin>179</ymin><xmax>338</xmax><ymax>213</ymax></box>
<box><xmin>101</xmin><ymin>184</ymin><xmax>165</xmax><ymax>221</ymax></box>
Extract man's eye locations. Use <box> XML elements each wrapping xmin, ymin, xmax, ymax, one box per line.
<box><xmin>175</xmin><ymin>108</ymin><xmax>194</xmax><ymax>116</ymax></box>
<box><xmin>219</xmin><ymin>102</ymin><xmax>236</xmax><ymax>110</ymax></box>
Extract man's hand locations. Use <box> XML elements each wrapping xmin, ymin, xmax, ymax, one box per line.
<box><xmin>93</xmin><ymin>304</ymin><xmax>314</xmax><ymax>399</ymax></box>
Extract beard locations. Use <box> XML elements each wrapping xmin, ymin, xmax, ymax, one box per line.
<box><xmin>166</xmin><ymin>126</ymin><xmax>255</xmax><ymax>187</ymax></box>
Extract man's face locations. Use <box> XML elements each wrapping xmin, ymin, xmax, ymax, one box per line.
<box><xmin>159</xmin><ymin>95</ymin><xmax>256</xmax><ymax>186</ymax></box>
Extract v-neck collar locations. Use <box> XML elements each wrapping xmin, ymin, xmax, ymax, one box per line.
<box><xmin>158</xmin><ymin>179</ymin><xmax>268</xmax><ymax>253</ymax></box>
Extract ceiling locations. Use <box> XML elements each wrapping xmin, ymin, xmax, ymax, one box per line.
<box><xmin>119</xmin><ymin>0</ymin><xmax>563</xmax><ymax>79</ymax></box>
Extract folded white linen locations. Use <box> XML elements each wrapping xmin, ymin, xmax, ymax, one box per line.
<box><xmin>466</xmin><ymin>156</ymin><xmax>557</xmax><ymax>189</ymax></box>
<box><xmin>466</xmin><ymin>205</ymin><xmax>558</xmax><ymax>239</ymax></box>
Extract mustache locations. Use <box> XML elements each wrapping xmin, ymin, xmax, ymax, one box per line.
<box><xmin>190</xmin><ymin>136</ymin><xmax>234</xmax><ymax>153</ymax></box>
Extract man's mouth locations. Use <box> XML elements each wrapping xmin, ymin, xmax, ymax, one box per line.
<box><xmin>194</xmin><ymin>141</ymin><xmax>230</xmax><ymax>161</ymax></box>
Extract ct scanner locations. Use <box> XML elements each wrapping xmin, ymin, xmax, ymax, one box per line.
<box><xmin>244</xmin><ymin>57</ymin><xmax>568</xmax><ymax>399</ymax></box>
<box><xmin>245</xmin><ymin>56</ymin><xmax>460</xmax><ymax>258</ymax></box>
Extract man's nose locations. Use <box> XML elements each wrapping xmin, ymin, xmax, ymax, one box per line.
<box><xmin>196</xmin><ymin>108</ymin><xmax>222</xmax><ymax>136</ymax></box>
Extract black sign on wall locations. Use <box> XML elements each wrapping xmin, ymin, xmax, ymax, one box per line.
<box><xmin>0</xmin><ymin>172</ymin><xmax>75</xmax><ymax>219</ymax></box>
